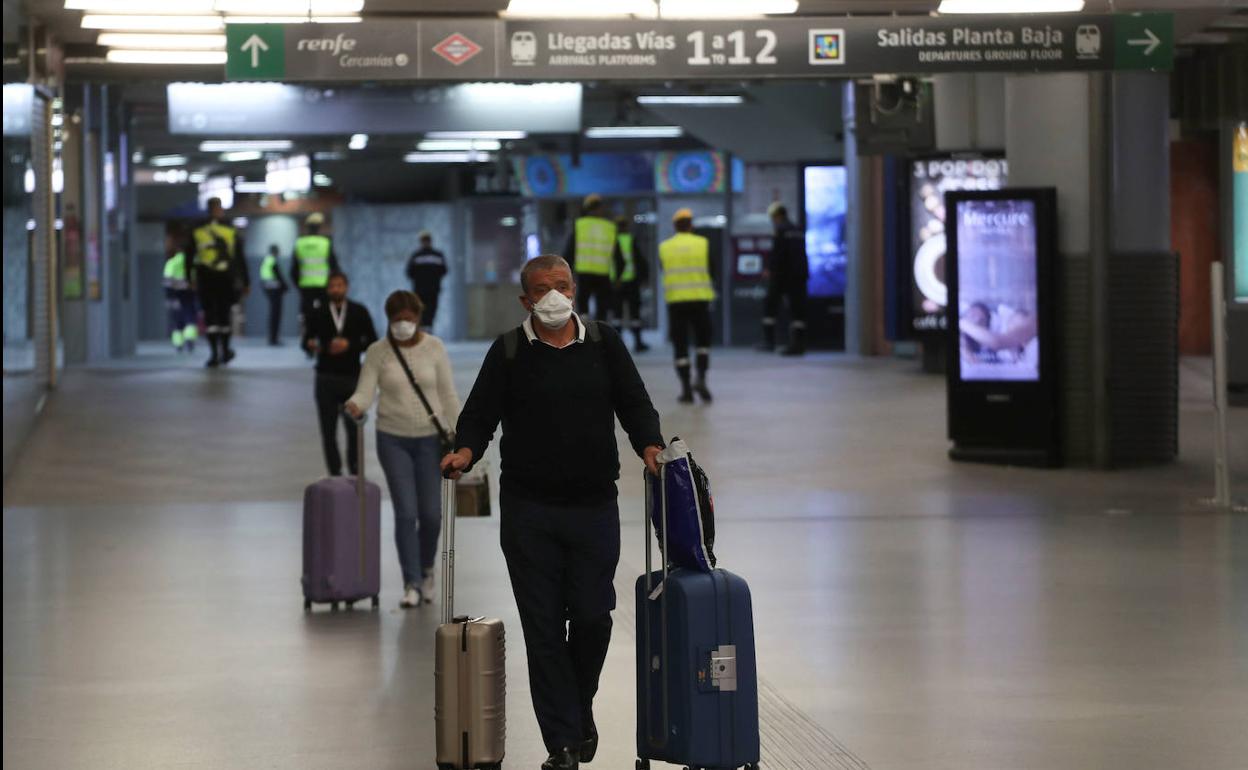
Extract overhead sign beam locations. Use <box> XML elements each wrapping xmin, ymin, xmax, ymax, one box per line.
<box><xmin>226</xmin><ymin>13</ymin><xmax>1173</xmax><ymax>82</ymax></box>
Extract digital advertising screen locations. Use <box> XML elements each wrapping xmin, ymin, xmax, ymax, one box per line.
<box><xmin>954</xmin><ymin>198</ymin><xmax>1041</xmax><ymax>383</ymax></box>
<box><xmin>910</xmin><ymin>155</ymin><xmax>1008</xmax><ymax>332</ymax></box>
<box><xmin>655</xmin><ymin>151</ymin><xmax>745</xmax><ymax>194</ymax></box>
<box><xmin>803</xmin><ymin>164</ymin><xmax>848</xmax><ymax>298</ymax></box>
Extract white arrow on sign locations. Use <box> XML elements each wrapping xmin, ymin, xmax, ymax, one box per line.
<box><xmin>241</xmin><ymin>34</ymin><xmax>269</xmax><ymax>68</ymax></box>
<box><xmin>1127</xmin><ymin>28</ymin><xmax>1161</xmax><ymax>56</ymax></box>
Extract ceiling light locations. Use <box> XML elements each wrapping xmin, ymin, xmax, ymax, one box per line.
<box><xmin>188</xmin><ymin>172</ymin><xmax>207</xmax><ymax>183</ymax></box>
<box><xmin>219</xmin><ymin>151</ymin><xmax>264</xmax><ymax>162</ymax></box>
<box><xmin>97</xmin><ymin>33</ymin><xmax>226</xmax><ymax>49</ymax></box>
<box><xmin>215</xmin><ymin>0</ymin><xmax>363</xmax><ymax>11</ymax></box>
<box><xmin>423</xmin><ymin>130</ymin><xmax>527</xmax><ymax>141</ymax></box>
<box><xmin>234</xmin><ymin>181</ymin><xmax>270</xmax><ymax>193</ymax></box>
<box><xmin>223</xmin><ymin>15</ymin><xmax>361</xmax><ymax>23</ymax></box>
<box><xmin>585</xmin><ymin>126</ymin><xmax>683</xmax><ymax>138</ymax></box>
<box><xmin>82</xmin><ymin>14</ymin><xmax>225</xmax><ymax>30</ymax></box>
<box><xmin>315</xmin><ymin>151</ymin><xmax>346</xmax><ymax>161</ymax></box>
<box><xmin>106</xmin><ymin>49</ymin><xmax>227</xmax><ymax>64</ymax></box>
<box><xmin>417</xmin><ymin>139</ymin><xmax>503</xmax><ymax>152</ymax></box>
<box><xmin>403</xmin><ymin>151</ymin><xmax>494</xmax><ymax>164</ymax></box>
<box><xmin>200</xmin><ymin>140</ymin><xmax>293</xmax><ymax>152</ymax></box>
<box><xmin>67</xmin><ymin>1</ymin><xmax>215</xmax><ymax>11</ymax></box>
<box><xmin>937</xmin><ymin>0</ymin><xmax>1083</xmax><ymax>12</ymax></box>
<box><xmin>504</xmin><ymin>0</ymin><xmax>657</xmax><ymax>18</ymax></box>
<box><xmin>313</xmin><ymin>173</ymin><xmax>333</xmax><ymax>187</ymax></box>
<box><xmin>348</xmin><ymin>133</ymin><xmax>368</xmax><ymax>150</ymax></box>
<box><xmin>637</xmin><ymin>94</ymin><xmax>745</xmax><ymax>105</ymax></box>
<box><xmin>658</xmin><ymin>0</ymin><xmax>798</xmax><ymax>17</ymax></box>
<box><xmin>149</xmin><ymin>154</ymin><xmax>188</xmax><ymax>166</ymax></box>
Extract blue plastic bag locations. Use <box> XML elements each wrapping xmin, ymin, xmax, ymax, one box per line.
<box><xmin>649</xmin><ymin>438</ymin><xmax>717</xmax><ymax>573</ymax></box>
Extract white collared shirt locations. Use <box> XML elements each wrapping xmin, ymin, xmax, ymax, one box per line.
<box><xmin>522</xmin><ymin>314</ymin><xmax>586</xmax><ymax>349</ymax></box>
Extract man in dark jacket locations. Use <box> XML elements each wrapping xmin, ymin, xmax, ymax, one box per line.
<box><xmin>303</xmin><ymin>271</ymin><xmax>377</xmax><ymax>477</ymax></box>
<box><xmin>405</xmin><ymin>229</ymin><xmax>448</xmax><ymax>330</ymax></box>
<box><xmin>442</xmin><ymin>255</ymin><xmax>663</xmax><ymax>770</ymax></box>
<box><xmin>760</xmin><ymin>202</ymin><xmax>809</xmax><ymax>356</ymax></box>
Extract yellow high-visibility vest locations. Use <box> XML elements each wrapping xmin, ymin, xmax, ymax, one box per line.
<box><xmin>659</xmin><ymin>232</ymin><xmax>715</xmax><ymax>304</ymax></box>
<box><xmin>573</xmin><ymin>216</ymin><xmax>617</xmax><ymax>276</ymax></box>
<box><xmin>295</xmin><ymin>234</ymin><xmax>332</xmax><ymax>288</ymax></box>
<box><xmin>615</xmin><ymin>232</ymin><xmax>636</xmax><ymax>283</ymax></box>
<box><xmin>163</xmin><ymin>252</ymin><xmax>188</xmax><ymax>288</ymax></box>
<box><xmin>192</xmin><ymin>222</ymin><xmax>237</xmax><ymax>272</ymax></box>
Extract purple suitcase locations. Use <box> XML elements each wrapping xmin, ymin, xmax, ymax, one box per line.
<box><xmin>302</xmin><ymin>413</ymin><xmax>381</xmax><ymax>611</ymax></box>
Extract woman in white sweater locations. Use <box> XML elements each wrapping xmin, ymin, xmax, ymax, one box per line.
<box><xmin>346</xmin><ymin>290</ymin><xmax>460</xmax><ymax>608</ymax></box>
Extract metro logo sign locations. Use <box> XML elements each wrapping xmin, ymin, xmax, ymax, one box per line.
<box><xmin>433</xmin><ymin>33</ymin><xmax>482</xmax><ymax>66</ymax></box>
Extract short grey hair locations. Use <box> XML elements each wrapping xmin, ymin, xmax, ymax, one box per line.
<box><xmin>521</xmin><ymin>254</ymin><xmax>573</xmax><ymax>294</ymax></box>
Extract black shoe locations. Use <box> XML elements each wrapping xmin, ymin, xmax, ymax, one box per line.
<box><xmin>694</xmin><ymin>381</ymin><xmax>713</xmax><ymax>403</ymax></box>
<box><xmin>541</xmin><ymin>747</ymin><xmax>579</xmax><ymax>770</ymax></box>
<box><xmin>580</xmin><ymin>722</ymin><xmax>599</xmax><ymax>763</ymax></box>
<box><xmin>678</xmin><ymin>390</ymin><xmax>695</xmax><ymax>404</ymax></box>
<box><xmin>634</xmin><ymin>341</ymin><xmax>651</xmax><ymax>353</ymax></box>
<box><xmin>222</xmin><ymin>348</ymin><xmax>236</xmax><ymax>364</ymax></box>
<box><xmin>204</xmin><ymin>357</ymin><xmax>220</xmax><ymax>368</ymax></box>
<box><xmin>780</xmin><ymin>345</ymin><xmax>806</xmax><ymax>357</ymax></box>
<box><xmin>755</xmin><ymin>342</ymin><xmax>775</xmax><ymax>352</ymax></box>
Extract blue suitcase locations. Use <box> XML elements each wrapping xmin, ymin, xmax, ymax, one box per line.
<box><xmin>636</xmin><ymin>473</ymin><xmax>760</xmax><ymax>770</ymax></box>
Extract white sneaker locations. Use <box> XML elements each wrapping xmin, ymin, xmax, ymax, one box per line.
<box><xmin>420</xmin><ymin>573</ymin><xmax>435</xmax><ymax>605</ymax></box>
<box><xmin>400</xmin><ymin>584</ymin><xmax>420</xmax><ymax>609</ymax></box>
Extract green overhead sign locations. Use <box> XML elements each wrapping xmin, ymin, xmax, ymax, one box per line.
<box><xmin>225</xmin><ymin>13</ymin><xmax>1174</xmax><ymax>82</ymax></box>
<box><xmin>226</xmin><ymin>24</ymin><xmax>285</xmax><ymax>81</ymax></box>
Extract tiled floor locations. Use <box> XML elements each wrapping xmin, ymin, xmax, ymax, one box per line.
<box><xmin>3</xmin><ymin>339</ymin><xmax>1246</xmax><ymax>770</ymax></box>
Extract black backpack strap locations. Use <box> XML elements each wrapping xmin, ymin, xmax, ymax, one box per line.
<box><xmin>585</xmin><ymin>319</ymin><xmax>602</xmax><ymax>344</ymax></box>
<box><xmin>503</xmin><ymin>327</ymin><xmax>521</xmax><ymax>361</ymax></box>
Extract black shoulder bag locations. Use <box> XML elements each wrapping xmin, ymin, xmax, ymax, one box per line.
<box><xmin>388</xmin><ymin>337</ymin><xmax>455</xmax><ymax>455</ymax></box>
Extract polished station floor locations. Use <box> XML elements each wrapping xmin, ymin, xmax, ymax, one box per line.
<box><xmin>4</xmin><ymin>339</ymin><xmax>1246</xmax><ymax>770</ymax></box>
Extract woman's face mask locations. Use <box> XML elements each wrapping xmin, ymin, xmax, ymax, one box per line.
<box><xmin>530</xmin><ymin>289</ymin><xmax>574</xmax><ymax>330</ymax></box>
<box><xmin>390</xmin><ymin>320</ymin><xmax>418</xmax><ymax>341</ymax></box>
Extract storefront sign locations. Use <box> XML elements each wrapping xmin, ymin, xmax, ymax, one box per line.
<box><xmin>226</xmin><ymin>14</ymin><xmax>1173</xmax><ymax>82</ymax></box>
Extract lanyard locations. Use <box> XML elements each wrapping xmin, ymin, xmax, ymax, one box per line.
<box><xmin>330</xmin><ymin>302</ymin><xmax>347</xmax><ymax>335</ymax></box>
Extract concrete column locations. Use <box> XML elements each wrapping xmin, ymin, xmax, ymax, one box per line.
<box><xmin>843</xmin><ymin>81</ymin><xmax>880</xmax><ymax>356</ymax></box>
<box><xmin>1005</xmin><ymin>71</ymin><xmax>1173</xmax><ymax>467</ymax></box>
<box><xmin>934</xmin><ymin>73</ymin><xmax>1006</xmax><ymax>152</ymax></box>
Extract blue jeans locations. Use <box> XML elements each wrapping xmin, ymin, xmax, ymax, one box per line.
<box><xmin>375</xmin><ymin>431</ymin><xmax>443</xmax><ymax>587</ymax></box>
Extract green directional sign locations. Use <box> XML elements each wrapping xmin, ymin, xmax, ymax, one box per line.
<box><xmin>226</xmin><ymin>24</ymin><xmax>285</xmax><ymax>80</ymax></box>
<box><xmin>1114</xmin><ymin>13</ymin><xmax>1173</xmax><ymax>71</ymax></box>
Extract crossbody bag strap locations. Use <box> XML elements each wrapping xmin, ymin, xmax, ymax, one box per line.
<box><xmin>387</xmin><ymin>337</ymin><xmax>452</xmax><ymax>444</ymax></box>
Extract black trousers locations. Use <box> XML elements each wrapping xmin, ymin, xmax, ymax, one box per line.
<box><xmin>763</xmin><ymin>278</ymin><xmax>808</xmax><ymax>326</ymax></box>
<box><xmin>414</xmin><ymin>286</ymin><xmax>441</xmax><ymax>329</ymax></box>
<box><xmin>501</xmin><ymin>494</ymin><xmax>620</xmax><ymax>753</ymax></box>
<box><xmin>668</xmin><ymin>301</ymin><xmax>712</xmax><ymax>372</ymax></box>
<box><xmin>314</xmin><ymin>373</ymin><xmax>359</xmax><ymax>476</ymax></box>
<box><xmin>575</xmin><ymin>273</ymin><xmax>615</xmax><ymax>321</ymax></box>
<box><xmin>614</xmin><ymin>281</ymin><xmax>643</xmax><ymax>329</ymax></box>
<box><xmin>299</xmin><ymin>287</ymin><xmax>327</xmax><ymax>322</ymax></box>
<box><xmin>197</xmin><ymin>272</ymin><xmax>236</xmax><ymax>337</ymax></box>
<box><xmin>265</xmin><ymin>288</ymin><xmax>284</xmax><ymax>344</ymax></box>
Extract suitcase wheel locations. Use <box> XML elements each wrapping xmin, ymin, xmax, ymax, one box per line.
<box><xmin>303</xmin><ymin>599</ymin><xmax>312</xmax><ymax>612</ymax></box>
<box><xmin>371</xmin><ymin>595</ymin><xmax>379</xmax><ymax>609</ymax></box>
<box><xmin>636</xmin><ymin>761</ymin><xmax>650</xmax><ymax>770</ymax></box>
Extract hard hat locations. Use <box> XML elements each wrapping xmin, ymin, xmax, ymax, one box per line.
<box><xmin>672</xmin><ymin>208</ymin><xmax>694</xmax><ymax>223</ymax></box>
<box><xmin>767</xmin><ymin>201</ymin><xmax>787</xmax><ymax>218</ymax></box>
<box><xmin>582</xmin><ymin>193</ymin><xmax>603</xmax><ymax>209</ymax></box>
<box><xmin>305</xmin><ymin>212</ymin><xmax>325</xmax><ymax>226</ymax></box>
<box><xmin>418</xmin><ymin>229</ymin><xmax>432</xmax><ymax>240</ymax></box>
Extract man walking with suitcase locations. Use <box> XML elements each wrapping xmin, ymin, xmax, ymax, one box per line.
<box><xmin>304</xmin><ymin>272</ymin><xmax>377</xmax><ymax>477</ymax></box>
<box><xmin>443</xmin><ymin>255</ymin><xmax>664</xmax><ymax>770</ymax></box>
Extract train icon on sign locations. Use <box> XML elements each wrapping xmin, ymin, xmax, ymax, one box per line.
<box><xmin>511</xmin><ymin>31</ymin><xmax>537</xmax><ymax>65</ymax></box>
<box><xmin>1076</xmin><ymin>25</ymin><xmax>1101</xmax><ymax>59</ymax></box>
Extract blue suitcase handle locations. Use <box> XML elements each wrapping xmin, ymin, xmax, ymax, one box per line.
<box><xmin>643</xmin><ymin>470</ymin><xmax>671</xmax><ymax>751</ymax></box>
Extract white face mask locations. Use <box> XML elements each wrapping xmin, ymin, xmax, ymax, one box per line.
<box><xmin>531</xmin><ymin>289</ymin><xmax>574</xmax><ymax>330</ymax></box>
<box><xmin>390</xmin><ymin>321</ymin><xmax>418</xmax><ymax>341</ymax></box>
